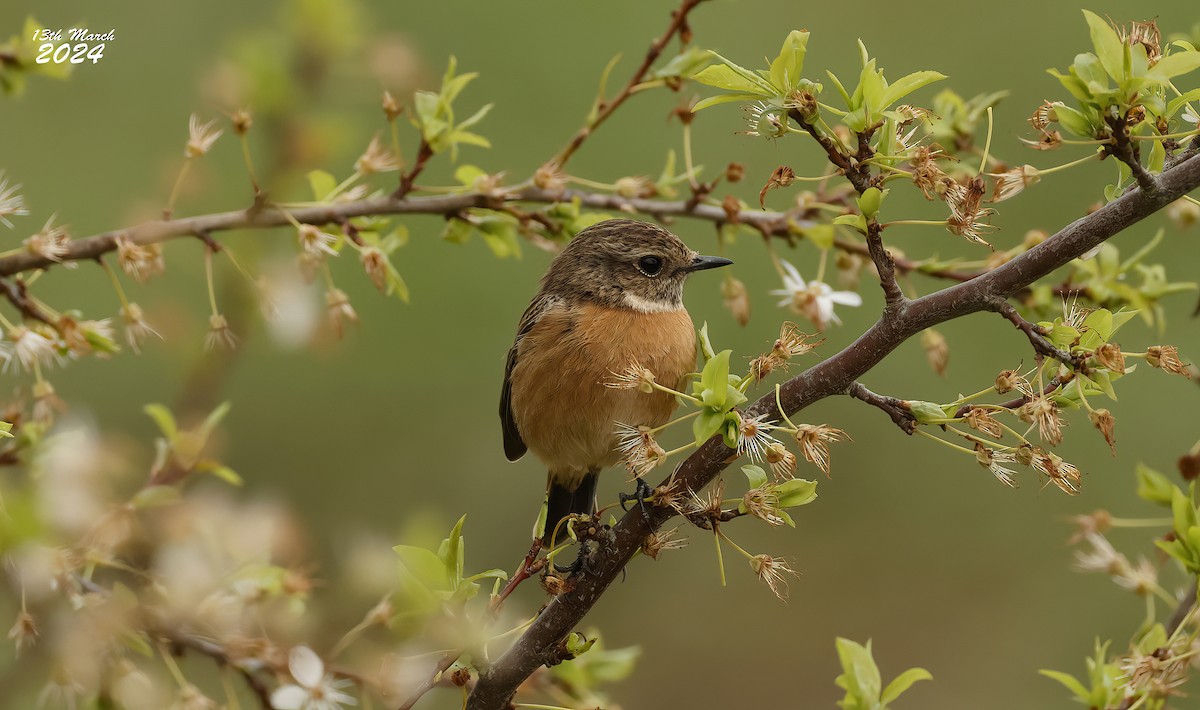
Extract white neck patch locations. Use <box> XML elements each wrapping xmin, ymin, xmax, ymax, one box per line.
<box><xmin>622</xmin><ymin>292</ymin><xmax>683</xmax><ymax>313</ymax></box>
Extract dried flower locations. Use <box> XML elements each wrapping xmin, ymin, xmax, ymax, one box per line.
<box><xmin>2</xmin><ymin>326</ymin><xmax>59</xmax><ymax>373</ymax></box>
<box><xmin>1095</xmin><ymin>342</ymin><xmax>1125</xmax><ymax>373</ymax></box>
<box><xmin>1113</xmin><ymin>557</ymin><xmax>1159</xmax><ymax>597</ymax></box>
<box><xmin>605</xmin><ymin>362</ymin><xmax>656</xmax><ymax>393</ymax></box>
<box><xmin>32</xmin><ymin>379</ymin><xmax>67</xmax><ymax>423</ymax></box>
<box><xmin>994</xmin><ymin>367</ymin><xmax>1031</xmax><ymax>396</ymax></box>
<box><xmin>921</xmin><ymin>328</ymin><xmax>949</xmax><ymax>376</ymax></box>
<box><xmin>749</xmin><ymin>554</ymin><xmax>799</xmax><ymax>601</ymax></box>
<box><xmin>974</xmin><ymin>444</ymin><xmax>1017</xmax><ymax>488</ymax></box>
<box><xmin>737</xmin><ymin>414</ymin><xmax>781</xmax><ymax>463</ymax></box>
<box><xmin>116</xmin><ymin>237</ymin><xmax>166</xmax><ymax>282</ymax></box>
<box><xmin>297</xmin><ymin>225</ymin><xmax>339</xmax><ymax>257</ymax></box>
<box><xmin>769</xmin><ymin>260</ymin><xmax>862</xmax><ymax>330</ymax></box>
<box><xmin>759</xmin><ymin>165</ymin><xmax>796</xmax><ymax>208</ymax></box>
<box><xmin>1089</xmin><ymin>408</ymin><xmax>1116</xmax><ymax>456</ymax></box>
<box><xmin>1074</xmin><ymin>533</ymin><xmax>1128</xmax><ymax>574</ymax></box>
<box><xmin>1028</xmin><ymin>101</ymin><xmax>1055</xmax><ymax>132</ymax></box>
<box><xmin>614</xmin><ymin>176</ymin><xmax>656</xmax><ymax>199</ymax></box>
<box><xmin>988</xmin><ymin>164</ymin><xmax>1040</xmax><ymax>202</ymax></box>
<box><xmin>908</xmin><ymin>145</ymin><xmax>948</xmax><ymax>200</ymax></box>
<box><xmin>230</xmin><ymin>109</ymin><xmax>253</xmax><ymax>136</ymax></box>
<box><xmin>1019</xmin><ymin>397</ymin><xmax>1064</xmax><ymax>446</ymax></box>
<box><xmin>1067</xmin><ymin>509</ymin><xmax>1111</xmax><ymax>544</ymax></box>
<box><xmin>381</xmin><ymin>90</ymin><xmax>403</xmax><ymax>121</ymax></box>
<box><xmin>615</xmin><ymin>423</ymin><xmax>668</xmax><ymax>478</ymax></box>
<box><xmin>1145</xmin><ymin>345</ymin><xmax>1189</xmax><ymax>376</ymax></box>
<box><xmin>355</xmin><ymin>136</ymin><xmax>401</xmax><ymax>175</ymax></box>
<box><xmin>185</xmin><ymin>114</ymin><xmax>223</xmax><ymax>158</ymax></box>
<box><xmin>964</xmin><ymin>408</ymin><xmax>1003</xmax><ymax>438</ymax></box>
<box><xmin>24</xmin><ymin>215</ymin><xmax>70</xmax><ymax>262</ymax></box>
<box><xmin>742</xmin><ymin>482</ymin><xmax>788</xmax><ymax>526</ymax></box>
<box><xmin>721</xmin><ymin>276</ymin><xmax>750</xmax><ymax>327</ymax></box>
<box><xmin>7</xmin><ymin>610</ymin><xmax>37</xmax><ymax>655</ymax></box>
<box><xmin>1119</xmin><ymin>19</ymin><xmax>1162</xmax><ymax>66</ymax></box>
<box><xmin>725</xmin><ymin>162</ymin><xmax>745</xmax><ymax>183</ymax></box>
<box><xmin>204</xmin><ymin>313</ymin><xmax>237</xmax><ymax>352</ymax></box>
<box><xmin>641</xmin><ymin>526</ymin><xmax>687</xmax><ymax>560</ymax></box>
<box><xmin>121</xmin><ymin>303</ymin><xmax>161</xmax><ymax>353</ymax></box>
<box><xmin>765</xmin><ymin>441</ymin><xmax>798</xmax><ymax>480</ymax></box>
<box><xmin>772</xmin><ymin>321</ymin><xmax>823</xmax><ymax>360</ymax></box>
<box><xmin>945</xmin><ymin>177</ymin><xmax>998</xmax><ymax>248</ymax></box>
<box><xmin>0</xmin><ymin>172</ymin><xmax>29</xmax><ymax>228</ymax></box>
<box><xmin>683</xmin><ymin>479</ymin><xmax>725</xmax><ymax>524</ymax></box>
<box><xmin>793</xmin><ymin>424</ymin><xmax>847</xmax><ymax>477</ymax></box>
<box><xmin>326</xmin><ymin>288</ymin><xmax>358</xmax><ymax>339</ymax></box>
<box><xmin>359</xmin><ymin>247</ymin><xmax>390</xmax><ymax>294</ymax></box>
<box><xmin>533</xmin><ymin>163</ymin><xmax>568</xmax><ymax>195</ymax></box>
<box><xmin>1031</xmin><ymin>449</ymin><xmax>1082</xmax><ymax>495</ymax></box>
<box><xmin>270</xmin><ymin>646</ymin><xmax>357</xmax><ymax>710</ymax></box>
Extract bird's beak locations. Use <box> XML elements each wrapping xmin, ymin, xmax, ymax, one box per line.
<box><xmin>686</xmin><ymin>254</ymin><xmax>734</xmax><ymax>272</ymax></box>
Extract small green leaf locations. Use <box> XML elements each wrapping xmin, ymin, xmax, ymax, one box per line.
<box><xmin>1039</xmin><ymin>669</ymin><xmax>1092</xmax><ymax>702</ymax></box>
<box><xmin>878</xmin><ymin>71</ymin><xmax>946</xmax><ymax>110</ymax></box>
<box><xmin>768</xmin><ymin>30</ymin><xmax>809</xmax><ymax>92</ymax></box>
<box><xmin>742</xmin><ymin>464</ymin><xmax>768</xmax><ymax>489</ymax></box>
<box><xmin>1147</xmin><ymin>51</ymin><xmax>1200</xmax><ymax>82</ymax></box>
<box><xmin>144</xmin><ymin>404</ymin><xmax>178</xmax><ymax>442</ymax></box>
<box><xmin>880</xmin><ymin>667</ymin><xmax>933</xmax><ymax>704</ymax></box>
<box><xmin>775</xmin><ymin>479</ymin><xmax>818</xmax><ymax>508</ymax></box>
<box><xmin>1082</xmin><ymin>10</ymin><xmax>1125</xmax><ymax>82</ymax></box>
<box><xmin>308</xmin><ymin>170</ymin><xmax>338</xmax><ymax>201</ymax></box>
<box><xmin>693</xmin><ymin>409</ymin><xmax>726</xmax><ymax>447</ymax></box>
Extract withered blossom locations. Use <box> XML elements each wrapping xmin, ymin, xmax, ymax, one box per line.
<box><xmin>737</xmin><ymin>414</ymin><xmax>782</xmax><ymax>463</ymax></box>
<box><xmin>750</xmin><ymin>554</ymin><xmax>799</xmax><ymax>601</ymax></box>
<box><xmin>1095</xmin><ymin>342</ymin><xmax>1125</xmax><ymax>373</ymax></box>
<box><xmin>1031</xmin><ymin>449</ymin><xmax>1082</xmax><ymax>495</ymax></box>
<box><xmin>355</xmin><ymin>136</ymin><xmax>401</xmax><ymax>175</ymax></box>
<box><xmin>204</xmin><ymin>313</ymin><xmax>237</xmax><ymax>352</ymax></box>
<box><xmin>604</xmin><ymin>362</ymin><xmax>657</xmax><ymax>393</ymax></box>
<box><xmin>116</xmin><ymin>237</ymin><xmax>166</xmax><ymax>282</ymax></box>
<box><xmin>326</xmin><ymin>288</ymin><xmax>358</xmax><ymax>339</ymax></box>
<box><xmin>945</xmin><ymin>177</ymin><xmax>998</xmax><ymax>248</ymax></box>
<box><xmin>721</xmin><ymin>276</ymin><xmax>751</xmax><ymax>327</ymax></box>
<box><xmin>1089</xmin><ymin>408</ymin><xmax>1117</xmax><ymax>455</ymax></box>
<box><xmin>0</xmin><ymin>172</ymin><xmax>30</xmax><ymax>228</ymax></box>
<box><xmin>359</xmin><ymin>246</ymin><xmax>390</xmax><ymax>293</ymax></box>
<box><xmin>964</xmin><ymin>407</ymin><xmax>1003</xmax><ymax>438</ymax></box>
<box><xmin>24</xmin><ymin>216</ymin><xmax>71</xmax><ymax>263</ymax></box>
<box><xmin>793</xmin><ymin>423</ymin><xmax>847</xmax><ymax>477</ymax></box>
<box><xmin>615</xmin><ymin>422</ymin><xmax>668</xmax><ymax>478</ymax></box>
<box><xmin>988</xmin><ymin>165</ymin><xmax>1040</xmax><ymax>202</ymax></box>
<box><xmin>1020</xmin><ymin>397</ymin><xmax>1064</xmax><ymax>446</ymax></box>
<box><xmin>185</xmin><ymin>114</ymin><xmax>223</xmax><ymax>158</ymax></box>
<box><xmin>614</xmin><ymin>176</ymin><xmax>656</xmax><ymax>199</ymax></box>
<box><xmin>1145</xmin><ymin>345</ymin><xmax>1189</xmax><ymax>376</ymax></box>
<box><xmin>765</xmin><ymin>441</ymin><xmax>798</xmax><ymax>480</ymax></box>
<box><xmin>297</xmin><ymin>224</ymin><xmax>339</xmax><ymax>257</ymax></box>
<box><xmin>974</xmin><ymin>444</ymin><xmax>1017</xmax><ymax>488</ymax></box>
<box><xmin>642</xmin><ymin>526</ymin><xmax>687</xmax><ymax>560</ymax></box>
<box><xmin>121</xmin><ymin>303</ymin><xmax>161</xmax><ymax>353</ymax></box>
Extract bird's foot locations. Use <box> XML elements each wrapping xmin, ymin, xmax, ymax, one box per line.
<box><xmin>619</xmin><ymin>477</ymin><xmax>655</xmax><ymax>524</ymax></box>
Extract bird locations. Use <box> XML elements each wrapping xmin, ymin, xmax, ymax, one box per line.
<box><xmin>500</xmin><ymin>218</ymin><xmax>732</xmax><ymax>545</ymax></box>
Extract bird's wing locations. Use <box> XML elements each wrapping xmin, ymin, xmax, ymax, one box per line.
<box><xmin>500</xmin><ymin>293</ymin><xmax>558</xmax><ymax>462</ymax></box>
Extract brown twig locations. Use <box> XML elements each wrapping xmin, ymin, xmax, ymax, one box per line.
<box><xmin>991</xmin><ymin>300</ymin><xmax>1075</xmax><ymax>365</ymax></box>
<box><xmin>1104</xmin><ymin>112</ymin><xmax>1158</xmax><ymax>194</ymax></box>
<box><xmin>846</xmin><ymin>381</ymin><xmax>916</xmax><ymax>433</ymax></box>
<box><xmin>464</xmin><ymin>149</ymin><xmax>1200</xmax><ymax>710</ymax></box>
<box><xmin>0</xmin><ymin>278</ymin><xmax>54</xmax><ymax>325</ymax></box>
<box><xmin>549</xmin><ymin>0</ymin><xmax>704</xmax><ymax>170</ymax></box>
<box><xmin>397</xmin><ymin>651</ymin><xmax>461</xmax><ymax>710</ymax></box>
<box><xmin>394</xmin><ymin>140</ymin><xmax>434</xmax><ymax>200</ymax></box>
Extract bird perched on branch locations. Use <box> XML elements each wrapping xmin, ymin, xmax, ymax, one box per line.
<box><xmin>500</xmin><ymin>219</ymin><xmax>732</xmax><ymax>545</ymax></box>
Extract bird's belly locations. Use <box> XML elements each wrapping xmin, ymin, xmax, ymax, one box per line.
<box><xmin>510</xmin><ymin>304</ymin><xmax>696</xmax><ymax>480</ymax></box>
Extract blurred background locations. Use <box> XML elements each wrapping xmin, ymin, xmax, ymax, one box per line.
<box><xmin>2</xmin><ymin>0</ymin><xmax>1199</xmax><ymax>707</ymax></box>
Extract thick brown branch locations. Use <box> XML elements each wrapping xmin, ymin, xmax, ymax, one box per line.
<box><xmin>465</xmin><ymin>150</ymin><xmax>1200</xmax><ymax>710</ymax></box>
<box><xmin>846</xmin><ymin>381</ymin><xmax>916</xmax><ymax>433</ymax></box>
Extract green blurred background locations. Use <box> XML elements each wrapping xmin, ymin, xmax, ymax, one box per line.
<box><xmin>3</xmin><ymin>0</ymin><xmax>1200</xmax><ymax>707</ymax></box>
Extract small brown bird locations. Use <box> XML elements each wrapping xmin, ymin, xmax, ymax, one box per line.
<box><xmin>500</xmin><ymin>219</ymin><xmax>732</xmax><ymax>543</ymax></box>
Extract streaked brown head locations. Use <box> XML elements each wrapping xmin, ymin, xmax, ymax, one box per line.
<box><xmin>539</xmin><ymin>219</ymin><xmax>732</xmax><ymax>312</ymax></box>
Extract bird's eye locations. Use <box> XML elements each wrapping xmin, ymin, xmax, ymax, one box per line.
<box><xmin>637</xmin><ymin>255</ymin><xmax>663</xmax><ymax>276</ymax></box>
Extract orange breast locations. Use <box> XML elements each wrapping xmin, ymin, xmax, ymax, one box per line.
<box><xmin>509</xmin><ymin>302</ymin><xmax>697</xmax><ymax>481</ymax></box>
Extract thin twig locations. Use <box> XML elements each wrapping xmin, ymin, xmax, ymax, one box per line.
<box><xmin>549</xmin><ymin>0</ymin><xmax>704</xmax><ymax>170</ymax></box>
<box><xmin>397</xmin><ymin>651</ymin><xmax>461</xmax><ymax>710</ymax></box>
<box><xmin>846</xmin><ymin>381</ymin><xmax>916</xmax><ymax>433</ymax></box>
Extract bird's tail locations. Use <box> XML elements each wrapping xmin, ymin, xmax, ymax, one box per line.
<box><xmin>543</xmin><ymin>471</ymin><xmax>598</xmax><ymax>545</ymax></box>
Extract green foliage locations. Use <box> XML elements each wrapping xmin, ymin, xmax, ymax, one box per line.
<box><xmin>550</xmin><ymin>630</ymin><xmax>641</xmax><ymax>707</ymax></box>
<box><xmin>411</xmin><ymin>57</ymin><xmax>493</xmax><ymax>158</ymax></box>
<box><xmin>834</xmin><ymin>638</ymin><xmax>932</xmax><ymax>709</ymax></box>
<box><xmin>393</xmin><ymin>515</ymin><xmax>507</xmax><ymax>610</ymax></box>
<box><xmin>1039</xmin><ymin>640</ymin><xmax>1124</xmax><ymax>708</ymax></box>
<box><xmin>0</xmin><ymin>17</ymin><xmax>74</xmax><ymax>96</ymax></box>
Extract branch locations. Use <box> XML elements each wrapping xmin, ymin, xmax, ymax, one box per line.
<box><xmin>1104</xmin><ymin>113</ymin><xmax>1158</xmax><ymax>194</ymax></box>
<box><xmin>846</xmin><ymin>381</ymin><xmax>916</xmax><ymax>433</ymax></box>
<box><xmin>465</xmin><ymin>149</ymin><xmax>1200</xmax><ymax>710</ymax></box>
<box><xmin>397</xmin><ymin>652</ymin><xmax>461</xmax><ymax>710</ymax></box>
<box><xmin>0</xmin><ymin>277</ymin><xmax>54</xmax><ymax>325</ymax></box>
<box><xmin>165</xmin><ymin>632</ymin><xmax>273</xmax><ymax>709</ymax></box>
<box><xmin>990</xmin><ymin>300</ymin><xmax>1075</xmax><ymax>365</ymax></box>
<box><xmin>549</xmin><ymin>0</ymin><xmax>704</xmax><ymax>170</ymax></box>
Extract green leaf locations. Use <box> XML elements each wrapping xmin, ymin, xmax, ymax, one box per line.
<box><xmin>698</xmin><ymin>350</ymin><xmax>732</xmax><ymax>409</ymax></box>
<box><xmin>776</xmin><ymin>479</ymin><xmax>818</xmax><ymax>508</ymax></box>
<box><xmin>697</xmin><ymin>322</ymin><xmax>716</xmax><ymax>362</ymax></box>
<box><xmin>835</xmin><ymin>638</ymin><xmax>882</xmax><ymax>706</ymax></box>
<box><xmin>881</xmin><ymin>667</ymin><xmax>933</xmax><ymax>704</ymax></box>
<box><xmin>308</xmin><ymin>170</ymin><xmax>337</xmax><ymax>201</ymax></box>
<box><xmin>768</xmin><ymin>30</ymin><xmax>809</xmax><ymax>92</ymax></box>
<box><xmin>857</xmin><ymin>187</ymin><xmax>886</xmax><ymax>219</ymax></box>
<box><xmin>143</xmin><ymin>404</ymin><xmax>178</xmax><ymax>442</ymax></box>
<box><xmin>442</xmin><ymin>515</ymin><xmax>467</xmax><ymax>588</ymax></box>
<box><xmin>803</xmin><ymin>224</ymin><xmax>835</xmax><ymax>250</ymax></box>
<box><xmin>833</xmin><ymin>213</ymin><xmax>868</xmax><ymax>234</ymax></box>
<box><xmin>196</xmin><ymin>460</ymin><xmax>244</xmax><ymax>486</ymax></box>
<box><xmin>1082</xmin><ymin>10</ymin><xmax>1125</xmax><ymax>82</ymax></box>
<box><xmin>394</xmin><ymin>544</ymin><xmax>451</xmax><ymax>592</ymax></box>
<box><xmin>1039</xmin><ymin>669</ymin><xmax>1092</xmax><ymax>702</ymax></box>
<box><xmin>742</xmin><ymin>464</ymin><xmax>768</xmax><ymax>489</ymax></box>
<box><xmin>879</xmin><ymin>71</ymin><xmax>947</xmax><ymax>110</ymax></box>
<box><xmin>693</xmin><ymin>409</ymin><xmax>725</xmax><ymax>447</ymax></box>
<box><xmin>693</xmin><ymin>61</ymin><xmax>774</xmax><ymax>97</ymax></box>
<box><xmin>692</xmin><ymin>92</ymin><xmax>765</xmax><ymax>112</ymax></box>
<box><xmin>1147</xmin><ymin>51</ymin><xmax>1200</xmax><ymax>82</ymax></box>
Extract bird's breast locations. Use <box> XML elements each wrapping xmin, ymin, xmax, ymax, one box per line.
<box><xmin>509</xmin><ymin>302</ymin><xmax>697</xmax><ymax>476</ymax></box>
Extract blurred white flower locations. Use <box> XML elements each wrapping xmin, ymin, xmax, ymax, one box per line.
<box><xmin>271</xmin><ymin>646</ymin><xmax>357</xmax><ymax>710</ymax></box>
<box><xmin>769</xmin><ymin>260</ymin><xmax>862</xmax><ymax>330</ymax></box>
<box><xmin>0</xmin><ymin>172</ymin><xmax>29</xmax><ymax>228</ymax></box>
